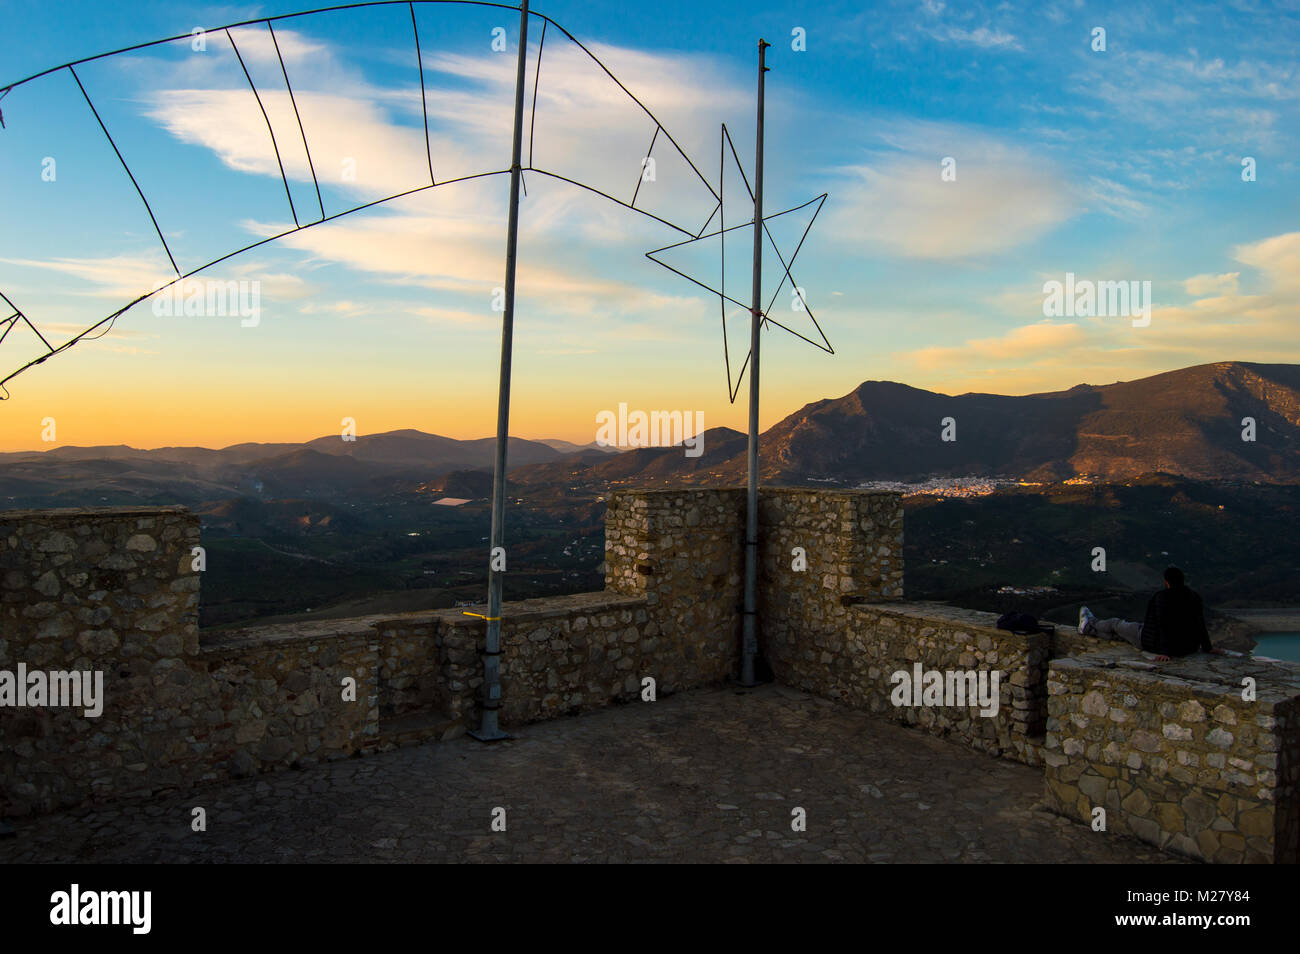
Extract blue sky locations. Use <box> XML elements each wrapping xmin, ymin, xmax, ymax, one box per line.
<box><xmin>0</xmin><ymin>0</ymin><xmax>1297</xmax><ymax>449</ymax></box>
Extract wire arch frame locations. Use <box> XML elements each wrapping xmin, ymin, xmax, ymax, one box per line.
<box><xmin>0</xmin><ymin>0</ymin><xmax>727</xmax><ymax>397</ymax></box>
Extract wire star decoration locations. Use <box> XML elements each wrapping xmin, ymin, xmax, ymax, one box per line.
<box><xmin>645</xmin><ymin>124</ymin><xmax>833</xmax><ymax>402</ymax></box>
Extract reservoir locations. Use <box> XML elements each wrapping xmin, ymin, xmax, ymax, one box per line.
<box><xmin>1252</xmin><ymin>632</ymin><xmax>1300</xmax><ymax>663</ymax></box>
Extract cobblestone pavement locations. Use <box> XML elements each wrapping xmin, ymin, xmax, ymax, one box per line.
<box><xmin>2</xmin><ymin>685</ymin><xmax>1183</xmax><ymax>863</ymax></box>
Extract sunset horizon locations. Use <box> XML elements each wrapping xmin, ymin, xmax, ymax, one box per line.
<box><xmin>0</xmin><ymin>354</ymin><xmax>1282</xmax><ymax>453</ymax></box>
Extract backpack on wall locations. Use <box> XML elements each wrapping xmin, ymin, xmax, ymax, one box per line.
<box><xmin>996</xmin><ymin>611</ymin><xmax>1055</xmax><ymax>635</ymax></box>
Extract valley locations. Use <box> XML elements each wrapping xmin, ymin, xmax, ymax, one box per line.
<box><xmin>3</xmin><ymin>361</ymin><xmax>1297</xmax><ymax>632</ymax></box>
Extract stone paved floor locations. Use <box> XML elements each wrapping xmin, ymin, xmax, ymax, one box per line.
<box><xmin>2</xmin><ymin>685</ymin><xmax>1183</xmax><ymax>863</ymax></box>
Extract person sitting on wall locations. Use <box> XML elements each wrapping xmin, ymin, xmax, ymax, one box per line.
<box><xmin>1078</xmin><ymin>566</ymin><xmax>1228</xmax><ymax>662</ymax></box>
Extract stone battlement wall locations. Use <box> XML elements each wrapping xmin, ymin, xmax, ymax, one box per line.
<box><xmin>758</xmin><ymin>488</ymin><xmax>904</xmax><ymax>667</ymax></box>
<box><xmin>0</xmin><ymin>492</ymin><xmax>758</xmax><ymax>815</ymax></box>
<box><xmin>1044</xmin><ymin>649</ymin><xmax>1300</xmax><ymax>863</ymax></box>
<box><xmin>371</xmin><ymin>488</ymin><xmax>752</xmax><ymax>729</ymax></box>
<box><xmin>1</xmin><ymin>506</ymin><xmax>200</xmax><ymax>649</ymax></box>
<box><xmin>770</xmin><ymin>594</ymin><xmax>1300</xmax><ymax>862</ymax></box>
<box><xmin>0</xmin><ymin>508</ymin><xmax>378</xmax><ymax>816</ymax></box>
<box><xmin>379</xmin><ymin>593</ymin><xmax>659</xmax><ymax>727</ymax></box>
<box><xmin>4</xmin><ymin>494</ymin><xmax>1300</xmax><ymax>865</ymax></box>
<box><xmin>770</xmin><ymin>602</ymin><xmax>1050</xmax><ymax>764</ymax></box>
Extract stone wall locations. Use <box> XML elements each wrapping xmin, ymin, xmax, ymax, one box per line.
<box><xmin>6</xmin><ymin>496</ymin><xmax>1300</xmax><ymax>864</ymax></box>
<box><xmin>373</xmin><ymin>614</ymin><xmax>442</xmax><ymax>718</ymax></box>
<box><xmin>0</xmin><ymin>494</ymin><xmax>753</xmax><ymax>814</ymax></box>
<box><xmin>199</xmin><ymin>621</ymin><xmax>379</xmax><ymax>779</ymax></box>
<box><xmin>769</xmin><ymin>601</ymin><xmax>1049</xmax><ymax>764</ymax></box>
<box><xmin>604</xmin><ymin>488</ymin><xmax>744</xmax><ymax>671</ymax></box>
<box><xmin>373</xmin><ymin>487</ymin><xmax>756</xmax><ymax>730</ymax></box>
<box><xmin>758</xmin><ymin>488</ymin><xmax>902</xmax><ymax>670</ymax></box>
<box><xmin>746</xmin><ymin>491</ymin><xmax>1046</xmax><ymax>764</ymax></box>
<box><xmin>0</xmin><ymin>508</ymin><xmax>378</xmax><ymax>816</ymax></box>
<box><xmin>370</xmin><ymin>596</ymin><xmax>661</xmax><ymax>728</ymax></box>
<box><xmin>0</xmin><ymin>491</ymin><xmax>1073</xmax><ymax>815</ymax></box>
<box><xmin>1</xmin><ymin>507</ymin><xmax>199</xmax><ymax>814</ymax></box>
<box><xmin>372</xmin><ymin>488</ymin><xmax>906</xmax><ymax>732</ymax></box>
<box><xmin>433</xmin><ymin>593</ymin><xmax>656</xmax><ymax>725</ymax></box>
<box><xmin>1</xmin><ymin>506</ymin><xmax>199</xmax><ymax>651</ymax></box>
<box><xmin>1044</xmin><ymin>648</ymin><xmax>1300</xmax><ymax>863</ymax></box>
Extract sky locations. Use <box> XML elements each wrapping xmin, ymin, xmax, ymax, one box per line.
<box><xmin>0</xmin><ymin>0</ymin><xmax>1297</xmax><ymax>451</ymax></box>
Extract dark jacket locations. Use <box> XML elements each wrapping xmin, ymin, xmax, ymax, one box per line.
<box><xmin>1141</xmin><ymin>584</ymin><xmax>1212</xmax><ymax>656</ymax></box>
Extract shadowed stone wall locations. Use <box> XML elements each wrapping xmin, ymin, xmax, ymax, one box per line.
<box><xmin>371</xmin><ymin>595</ymin><xmax>661</xmax><ymax>729</ymax></box>
<box><xmin>752</xmin><ymin>492</ymin><xmax>1043</xmax><ymax>764</ymax></box>
<box><xmin>368</xmin><ymin>489</ymin><xmax>753</xmax><ymax>731</ymax></box>
<box><xmin>1</xmin><ymin>507</ymin><xmax>200</xmax><ymax>814</ymax></box>
<box><xmin>374</xmin><ymin>615</ymin><xmax>443</xmax><ymax>718</ymax></box>
<box><xmin>1044</xmin><ymin>648</ymin><xmax>1300</xmax><ymax>863</ymax></box>
<box><xmin>799</xmin><ymin>603</ymin><xmax>1049</xmax><ymax>764</ymax></box>
<box><xmin>428</xmin><ymin>489</ymin><xmax>751</xmax><ymax>727</ymax></box>
<box><xmin>0</xmin><ymin>508</ymin><xmax>377</xmax><ymax>816</ymax></box>
<box><xmin>5</xmin><ymin>496</ymin><xmax>1300</xmax><ymax>865</ymax></box>
<box><xmin>435</xmin><ymin>593</ymin><xmax>655</xmax><ymax>725</ymax></box>
<box><xmin>1</xmin><ymin>506</ymin><xmax>199</xmax><ymax>650</ymax></box>
<box><xmin>756</xmin><ymin>490</ymin><xmax>907</xmax><ymax>696</ymax></box>
<box><xmin>200</xmin><ymin>621</ymin><xmax>379</xmax><ymax>780</ymax></box>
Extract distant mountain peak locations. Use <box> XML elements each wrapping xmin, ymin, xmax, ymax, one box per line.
<box><xmin>507</xmin><ymin>362</ymin><xmax>1300</xmax><ymax>487</ymax></box>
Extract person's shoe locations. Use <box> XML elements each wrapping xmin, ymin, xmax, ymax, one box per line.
<box><xmin>1078</xmin><ymin>606</ymin><xmax>1097</xmax><ymax>635</ymax></box>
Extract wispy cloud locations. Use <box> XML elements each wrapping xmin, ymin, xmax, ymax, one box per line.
<box><xmin>1234</xmin><ymin>231</ymin><xmax>1300</xmax><ymax>294</ymax></box>
<box><xmin>893</xmin><ymin>229</ymin><xmax>1300</xmax><ymax>393</ymax></box>
<box><xmin>915</xmin><ymin>0</ymin><xmax>1023</xmax><ymax>51</ymax></box>
<box><xmin>933</xmin><ymin>25</ymin><xmax>1022</xmax><ymax>51</ymax></box>
<box><xmin>1184</xmin><ymin>272</ymin><xmax>1239</xmax><ymax>296</ymax></box>
<box><xmin>824</xmin><ymin>122</ymin><xmax>1075</xmax><ymax>259</ymax></box>
<box><xmin>0</xmin><ymin>253</ymin><xmax>174</xmax><ymax>300</ymax></box>
<box><xmin>908</xmin><ymin>320</ymin><xmax>1086</xmax><ymax>371</ymax></box>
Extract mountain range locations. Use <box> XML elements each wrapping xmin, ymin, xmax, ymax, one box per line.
<box><xmin>3</xmin><ymin>361</ymin><xmax>1298</xmax><ymax>508</ymax></box>
<box><xmin>512</xmin><ymin>361</ymin><xmax>1300</xmax><ymax>487</ymax></box>
<box><xmin>0</xmin><ymin>431</ymin><xmax>577</xmax><ymax>505</ymax></box>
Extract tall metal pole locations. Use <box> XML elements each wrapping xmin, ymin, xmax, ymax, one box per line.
<box><xmin>472</xmin><ymin>0</ymin><xmax>530</xmax><ymax>741</ymax></box>
<box><xmin>740</xmin><ymin>39</ymin><xmax>769</xmax><ymax>687</ymax></box>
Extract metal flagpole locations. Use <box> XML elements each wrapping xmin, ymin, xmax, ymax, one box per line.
<box><xmin>739</xmin><ymin>38</ymin><xmax>769</xmax><ymax>687</ymax></box>
<box><xmin>471</xmin><ymin>0</ymin><xmax>530</xmax><ymax>741</ymax></box>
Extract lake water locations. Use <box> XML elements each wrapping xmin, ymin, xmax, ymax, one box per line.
<box><xmin>1252</xmin><ymin>632</ymin><xmax>1300</xmax><ymax>663</ymax></box>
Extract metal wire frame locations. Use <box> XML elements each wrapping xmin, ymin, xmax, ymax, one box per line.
<box><xmin>226</xmin><ymin>28</ymin><xmax>301</xmax><ymax>228</ymax></box>
<box><xmin>410</xmin><ymin>2</ymin><xmax>434</xmax><ymax>186</ymax></box>
<box><xmin>270</xmin><ymin>21</ymin><xmax>327</xmax><ymax>221</ymax></box>
<box><xmin>0</xmin><ymin>0</ymin><xmax>725</xmax><ymax>397</ymax></box>
<box><xmin>645</xmin><ymin>123</ymin><xmax>833</xmax><ymax>403</ymax></box>
<box><xmin>0</xmin><ymin>170</ymin><xmax>509</xmax><ymax>394</ymax></box>
<box><xmin>67</xmin><ymin>65</ymin><xmax>180</xmax><ymax>276</ymax></box>
<box><xmin>521</xmin><ymin>14</ymin><xmax>716</xmax><ymax>236</ymax></box>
